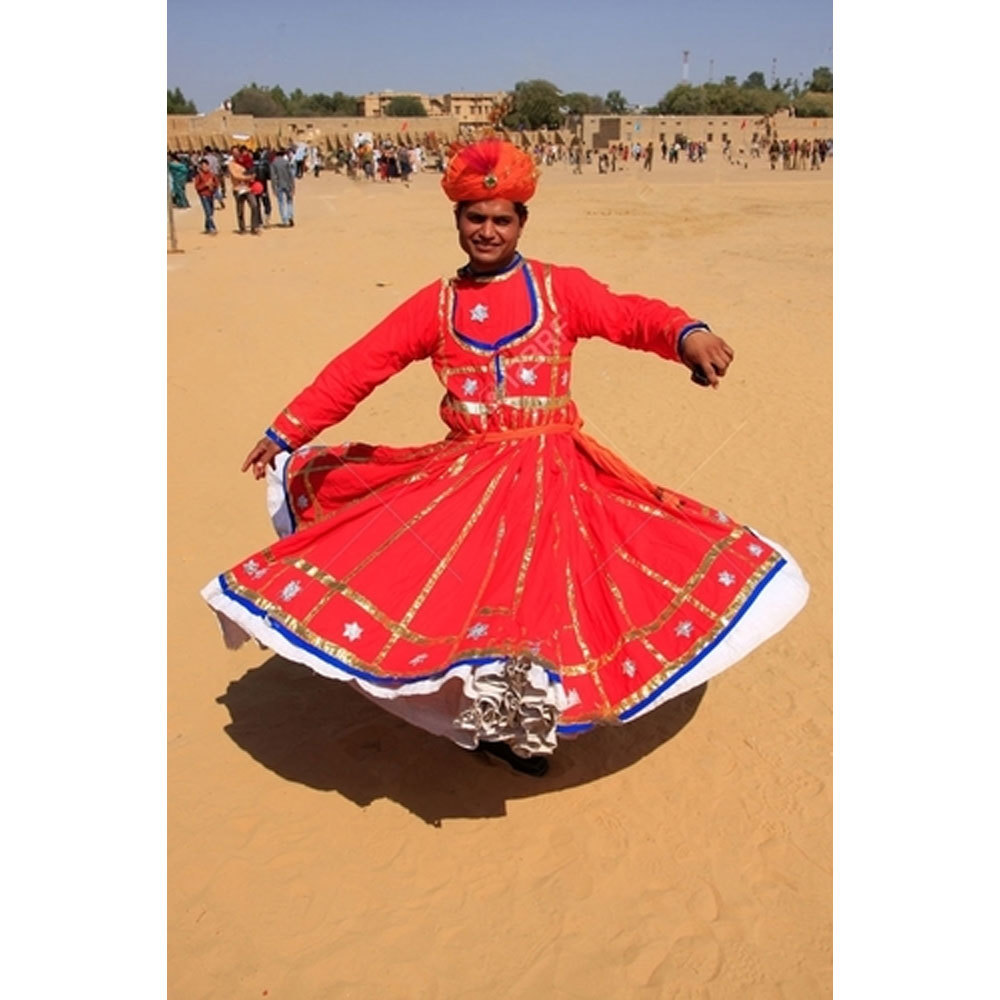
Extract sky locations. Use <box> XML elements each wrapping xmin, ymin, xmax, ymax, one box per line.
<box><xmin>167</xmin><ymin>0</ymin><xmax>832</xmax><ymax>113</ymax></box>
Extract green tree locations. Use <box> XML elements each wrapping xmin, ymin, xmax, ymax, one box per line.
<box><xmin>742</xmin><ymin>71</ymin><xmax>767</xmax><ymax>89</ymax></box>
<box><xmin>561</xmin><ymin>91</ymin><xmax>592</xmax><ymax>115</ymax></box>
<box><xmin>656</xmin><ymin>84</ymin><xmax>704</xmax><ymax>115</ymax></box>
<box><xmin>503</xmin><ymin>79</ymin><xmax>564</xmax><ymax>129</ymax></box>
<box><xmin>722</xmin><ymin>75</ymin><xmax>738</xmax><ymax>87</ymax></box>
<box><xmin>793</xmin><ymin>92</ymin><xmax>833</xmax><ymax>117</ymax></box>
<box><xmin>809</xmin><ymin>66</ymin><xmax>833</xmax><ymax>92</ymax></box>
<box><xmin>605</xmin><ymin>89</ymin><xmax>628</xmax><ymax>114</ymax></box>
<box><xmin>167</xmin><ymin>87</ymin><xmax>197</xmax><ymax>114</ymax></box>
<box><xmin>385</xmin><ymin>95</ymin><xmax>427</xmax><ymax>117</ymax></box>
<box><xmin>231</xmin><ymin>86</ymin><xmax>285</xmax><ymax>117</ymax></box>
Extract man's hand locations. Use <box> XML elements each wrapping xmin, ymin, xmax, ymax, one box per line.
<box><xmin>680</xmin><ymin>330</ymin><xmax>735</xmax><ymax>389</ymax></box>
<box><xmin>241</xmin><ymin>437</ymin><xmax>283</xmax><ymax>479</ymax></box>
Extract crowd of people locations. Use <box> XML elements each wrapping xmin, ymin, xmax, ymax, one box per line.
<box><xmin>168</xmin><ymin>143</ymin><xmax>326</xmax><ymax>236</ymax></box>
<box><xmin>168</xmin><ymin>128</ymin><xmax>832</xmax><ymax>238</ymax></box>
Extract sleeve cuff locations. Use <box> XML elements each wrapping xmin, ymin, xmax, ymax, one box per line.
<box><xmin>265</xmin><ymin>427</ymin><xmax>293</xmax><ymax>451</ymax></box>
<box><xmin>677</xmin><ymin>322</ymin><xmax>712</xmax><ymax>360</ymax></box>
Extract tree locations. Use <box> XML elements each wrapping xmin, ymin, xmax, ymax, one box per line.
<box><xmin>742</xmin><ymin>71</ymin><xmax>767</xmax><ymax>90</ymax></box>
<box><xmin>605</xmin><ymin>89</ymin><xmax>628</xmax><ymax>114</ymax></box>
<box><xmin>722</xmin><ymin>76</ymin><xmax>738</xmax><ymax>87</ymax></box>
<box><xmin>385</xmin><ymin>95</ymin><xmax>427</xmax><ymax>117</ymax></box>
<box><xmin>230</xmin><ymin>86</ymin><xmax>285</xmax><ymax>117</ymax></box>
<box><xmin>503</xmin><ymin>79</ymin><xmax>564</xmax><ymax>129</ymax></box>
<box><xmin>809</xmin><ymin>66</ymin><xmax>833</xmax><ymax>93</ymax></box>
<box><xmin>656</xmin><ymin>84</ymin><xmax>704</xmax><ymax>115</ymax></box>
<box><xmin>167</xmin><ymin>87</ymin><xmax>197</xmax><ymax>115</ymax></box>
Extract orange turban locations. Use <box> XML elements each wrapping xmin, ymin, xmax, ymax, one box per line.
<box><xmin>441</xmin><ymin>138</ymin><xmax>538</xmax><ymax>204</ymax></box>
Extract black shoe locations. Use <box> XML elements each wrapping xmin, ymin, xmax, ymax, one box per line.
<box><xmin>475</xmin><ymin>741</ymin><xmax>549</xmax><ymax>777</ymax></box>
<box><xmin>288</xmin><ymin>218</ymin><xmax>294</xmax><ymax>227</ymax></box>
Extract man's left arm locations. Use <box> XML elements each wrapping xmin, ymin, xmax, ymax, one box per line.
<box><xmin>557</xmin><ymin>265</ymin><xmax>734</xmax><ymax>387</ymax></box>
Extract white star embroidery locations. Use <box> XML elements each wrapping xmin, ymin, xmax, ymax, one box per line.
<box><xmin>715</xmin><ymin>511</ymin><xmax>730</xmax><ymax>524</ymax></box>
<box><xmin>467</xmin><ymin>622</ymin><xmax>489</xmax><ymax>639</ymax></box>
<box><xmin>280</xmin><ymin>581</ymin><xmax>301</xmax><ymax>602</ymax></box>
<box><xmin>409</xmin><ymin>653</ymin><xmax>429</xmax><ymax>666</ymax></box>
<box><xmin>296</xmin><ymin>495</ymin><xmax>309</xmax><ymax>509</ymax></box>
<box><xmin>462</xmin><ymin>377</ymin><xmax>478</xmax><ymax>397</ymax></box>
<box><xmin>674</xmin><ymin>620</ymin><xmax>694</xmax><ymax>638</ymax></box>
<box><xmin>470</xmin><ymin>303</ymin><xmax>489</xmax><ymax>323</ymax></box>
<box><xmin>565</xmin><ymin>689</ymin><xmax>582</xmax><ymax>708</ymax></box>
<box><xmin>243</xmin><ymin>559</ymin><xmax>260</xmax><ymax>576</ymax></box>
<box><xmin>560</xmin><ymin>371</ymin><xmax>569</xmax><ymax>387</ymax></box>
<box><xmin>748</xmin><ymin>543</ymin><xmax>764</xmax><ymax>557</ymax></box>
<box><xmin>518</xmin><ymin>366</ymin><xmax>537</xmax><ymax>386</ymax></box>
<box><xmin>623</xmin><ymin>658</ymin><xmax>636</xmax><ymax>678</ymax></box>
<box><xmin>343</xmin><ymin>621</ymin><xmax>363</xmax><ymax>641</ymax></box>
<box><xmin>718</xmin><ymin>571</ymin><xmax>736</xmax><ymax>586</ymax></box>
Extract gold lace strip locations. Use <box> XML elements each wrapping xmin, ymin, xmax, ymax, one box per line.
<box><xmin>340</xmin><ymin>476</ymin><xmax>467</xmax><ymax>585</ymax></box>
<box><xmin>512</xmin><ymin>438</ymin><xmax>546</xmax><ymax>614</ymax></box>
<box><xmin>557</xmin><ymin>528</ymin><xmax>744</xmax><ymax>677</ymax></box>
<box><xmin>374</xmin><ymin>464</ymin><xmax>509</xmax><ymax>667</ymax></box>
<box><xmin>613</xmin><ymin>553</ymin><xmax>783</xmax><ymax>714</ymax></box>
<box><xmin>294</xmin><ymin>558</ymin><xmax>457</xmax><ymax>642</ymax></box>
<box><xmin>444</xmin><ymin>393</ymin><xmax>572</xmax><ymax>415</ymax></box>
<box><xmin>614</xmin><ymin>549</ymin><xmax>719</xmax><ymax>622</ymax></box>
<box><xmin>445</xmin><ymin>513</ymin><xmax>508</xmax><ymax>662</ymax></box>
<box><xmin>565</xmin><ymin>560</ymin><xmax>592</xmax><ymax>662</ymax></box>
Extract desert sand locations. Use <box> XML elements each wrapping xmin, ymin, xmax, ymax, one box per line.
<box><xmin>168</xmin><ymin>150</ymin><xmax>831</xmax><ymax>998</ymax></box>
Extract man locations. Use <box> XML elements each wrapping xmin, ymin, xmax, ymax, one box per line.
<box><xmin>228</xmin><ymin>146</ymin><xmax>260</xmax><ymax>234</ymax></box>
<box><xmin>253</xmin><ymin>149</ymin><xmax>272</xmax><ymax>227</ymax></box>
<box><xmin>203</xmin><ymin>146</ymin><xmax>225</xmax><ymax>208</ymax></box>
<box><xmin>204</xmin><ymin>138</ymin><xmax>808</xmax><ymax>776</ymax></box>
<box><xmin>270</xmin><ymin>146</ymin><xmax>296</xmax><ymax>227</ymax></box>
<box><xmin>193</xmin><ymin>157</ymin><xmax>220</xmax><ymax>234</ymax></box>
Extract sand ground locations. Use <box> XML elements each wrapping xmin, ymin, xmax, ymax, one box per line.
<box><xmin>168</xmin><ymin>151</ymin><xmax>831</xmax><ymax>999</ymax></box>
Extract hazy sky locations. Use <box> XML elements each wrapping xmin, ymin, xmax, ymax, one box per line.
<box><xmin>167</xmin><ymin>0</ymin><xmax>832</xmax><ymax>113</ymax></box>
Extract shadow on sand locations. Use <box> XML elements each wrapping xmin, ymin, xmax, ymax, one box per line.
<box><xmin>217</xmin><ymin>655</ymin><xmax>707</xmax><ymax>826</ymax></box>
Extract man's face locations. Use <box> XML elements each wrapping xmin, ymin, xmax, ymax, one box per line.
<box><xmin>456</xmin><ymin>199</ymin><xmax>525</xmax><ymax>272</ymax></box>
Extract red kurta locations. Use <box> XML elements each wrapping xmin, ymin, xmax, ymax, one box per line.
<box><xmin>203</xmin><ymin>255</ymin><xmax>808</xmax><ymax>754</ymax></box>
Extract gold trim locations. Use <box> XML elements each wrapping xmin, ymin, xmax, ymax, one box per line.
<box><xmin>557</xmin><ymin>529</ymin><xmax>746</xmax><ymax>677</ymax></box>
<box><xmin>613</xmin><ymin>553</ymin><xmax>782</xmax><ymax>714</ymax></box>
<box><xmin>444</xmin><ymin>392</ymin><xmax>573</xmax><ymax>415</ymax></box>
<box><xmin>512</xmin><ymin>437</ymin><xmax>546</xmax><ymax>613</ymax></box>
<box><xmin>294</xmin><ymin>558</ymin><xmax>458</xmax><ymax>643</ymax></box>
<box><xmin>565</xmin><ymin>560</ymin><xmax>592</xmax><ymax>662</ymax></box>
<box><xmin>374</xmin><ymin>465</ymin><xmax>509</xmax><ymax>666</ymax></box>
<box><xmin>614</xmin><ymin>549</ymin><xmax>719</xmax><ymax>622</ymax></box>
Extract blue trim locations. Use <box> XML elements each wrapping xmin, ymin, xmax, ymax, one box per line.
<box><xmin>494</xmin><ymin>354</ymin><xmax>503</xmax><ymax>384</ymax></box>
<box><xmin>677</xmin><ymin>322</ymin><xmax>711</xmax><ymax>360</ymax></box>
<box><xmin>557</xmin><ymin>721</ymin><xmax>595</xmax><ymax>735</ymax></box>
<box><xmin>218</xmin><ymin>557</ymin><xmax>787</xmax><ymax>733</ymax></box>
<box><xmin>282</xmin><ymin>451</ymin><xmax>296</xmax><ymax>532</ymax></box>
<box><xmin>450</xmin><ymin>265</ymin><xmax>539</xmax><ymax>352</ymax></box>
<box><xmin>218</xmin><ymin>574</ymin><xmax>552</xmax><ymax>687</ymax></box>
<box><xmin>618</xmin><ymin>557</ymin><xmax>787</xmax><ymax>721</ymax></box>
<box><xmin>265</xmin><ymin>427</ymin><xmax>293</xmax><ymax>451</ymax></box>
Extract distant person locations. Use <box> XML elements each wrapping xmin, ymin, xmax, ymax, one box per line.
<box><xmin>253</xmin><ymin>150</ymin><xmax>272</xmax><ymax>227</ymax></box>
<box><xmin>168</xmin><ymin>153</ymin><xmax>190</xmax><ymax>209</ymax></box>
<box><xmin>228</xmin><ymin>147</ymin><xmax>260</xmax><ymax>234</ymax></box>
<box><xmin>193</xmin><ymin>157</ymin><xmax>220</xmax><ymax>234</ymax></box>
<box><xmin>271</xmin><ymin>147</ymin><xmax>296</xmax><ymax>227</ymax></box>
<box><xmin>203</xmin><ymin>146</ymin><xmax>225</xmax><ymax>208</ymax></box>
